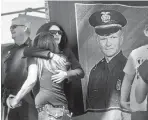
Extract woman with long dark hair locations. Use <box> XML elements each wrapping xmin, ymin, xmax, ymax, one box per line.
<box><xmin>23</xmin><ymin>22</ymin><xmax>85</xmax><ymax>115</ymax></box>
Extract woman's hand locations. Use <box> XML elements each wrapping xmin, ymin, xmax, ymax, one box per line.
<box><xmin>51</xmin><ymin>70</ymin><xmax>68</xmax><ymax>83</ymax></box>
<box><xmin>6</xmin><ymin>94</ymin><xmax>22</xmax><ymax>109</ymax></box>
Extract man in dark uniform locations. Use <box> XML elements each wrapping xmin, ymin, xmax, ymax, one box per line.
<box><xmin>86</xmin><ymin>10</ymin><xmax>130</xmax><ymax>120</ymax></box>
<box><xmin>2</xmin><ymin>17</ymin><xmax>37</xmax><ymax>120</ymax></box>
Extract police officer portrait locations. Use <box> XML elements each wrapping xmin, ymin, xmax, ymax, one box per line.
<box><xmin>74</xmin><ymin>2</ymin><xmax>148</xmax><ymax>120</ymax></box>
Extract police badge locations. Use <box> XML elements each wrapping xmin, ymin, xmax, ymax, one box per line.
<box><xmin>101</xmin><ymin>12</ymin><xmax>111</xmax><ymax>23</ymax></box>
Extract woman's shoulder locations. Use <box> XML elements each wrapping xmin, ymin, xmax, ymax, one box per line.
<box><xmin>63</xmin><ymin>47</ymin><xmax>73</xmax><ymax>55</ymax></box>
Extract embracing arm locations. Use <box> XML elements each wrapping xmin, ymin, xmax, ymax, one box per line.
<box><xmin>24</xmin><ymin>47</ymin><xmax>50</xmax><ymax>59</ymax></box>
<box><xmin>51</xmin><ymin>48</ymin><xmax>85</xmax><ymax>83</ymax></box>
<box><xmin>66</xmin><ymin>68</ymin><xmax>84</xmax><ymax>79</ymax></box>
<box><xmin>24</xmin><ymin>47</ymin><xmax>66</xmax><ymax>66</ymax></box>
<box><xmin>15</xmin><ymin>64</ymin><xmax>38</xmax><ymax>103</ymax></box>
<box><xmin>65</xmin><ymin>48</ymin><xmax>84</xmax><ymax>79</ymax></box>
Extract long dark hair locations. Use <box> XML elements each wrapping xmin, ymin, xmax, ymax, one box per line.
<box><xmin>33</xmin><ymin>32</ymin><xmax>69</xmax><ymax>78</ymax></box>
<box><xmin>36</xmin><ymin>22</ymin><xmax>68</xmax><ymax>51</ymax></box>
<box><xmin>33</xmin><ymin>32</ymin><xmax>59</xmax><ymax>54</ymax></box>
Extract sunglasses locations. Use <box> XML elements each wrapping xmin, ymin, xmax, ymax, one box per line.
<box><xmin>10</xmin><ymin>25</ymin><xmax>25</xmax><ymax>30</ymax></box>
<box><xmin>49</xmin><ymin>30</ymin><xmax>63</xmax><ymax>35</ymax></box>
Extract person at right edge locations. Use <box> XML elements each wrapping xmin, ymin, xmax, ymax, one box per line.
<box><xmin>133</xmin><ymin>60</ymin><xmax>148</xmax><ymax>120</ymax></box>
<box><xmin>120</xmin><ymin>24</ymin><xmax>148</xmax><ymax>119</ymax></box>
<box><xmin>23</xmin><ymin>22</ymin><xmax>85</xmax><ymax>116</ymax></box>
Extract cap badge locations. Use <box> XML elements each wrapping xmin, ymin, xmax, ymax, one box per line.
<box><xmin>101</xmin><ymin>12</ymin><xmax>111</xmax><ymax>23</ymax></box>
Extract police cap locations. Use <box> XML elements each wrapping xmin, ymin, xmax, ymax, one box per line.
<box><xmin>89</xmin><ymin>10</ymin><xmax>127</xmax><ymax>36</ymax></box>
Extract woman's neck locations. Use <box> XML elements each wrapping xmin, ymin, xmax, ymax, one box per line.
<box><xmin>55</xmin><ymin>44</ymin><xmax>60</xmax><ymax>53</ymax></box>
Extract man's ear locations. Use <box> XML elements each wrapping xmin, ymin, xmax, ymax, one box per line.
<box><xmin>96</xmin><ymin>35</ymin><xmax>100</xmax><ymax>45</ymax></box>
<box><xmin>120</xmin><ymin>31</ymin><xmax>124</xmax><ymax>45</ymax></box>
<box><xmin>24</xmin><ymin>26</ymin><xmax>28</xmax><ymax>32</ymax></box>
<box><xmin>24</xmin><ymin>22</ymin><xmax>31</xmax><ymax>32</ymax></box>
<box><xmin>144</xmin><ymin>27</ymin><xmax>148</xmax><ymax>37</ymax></box>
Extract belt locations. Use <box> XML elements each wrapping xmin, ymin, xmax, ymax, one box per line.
<box><xmin>37</xmin><ymin>103</ymin><xmax>66</xmax><ymax>112</ymax></box>
<box><xmin>37</xmin><ymin>103</ymin><xmax>73</xmax><ymax>119</ymax></box>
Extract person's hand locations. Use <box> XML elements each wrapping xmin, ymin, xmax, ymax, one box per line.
<box><xmin>52</xmin><ymin>54</ymin><xmax>67</xmax><ymax>68</ymax></box>
<box><xmin>51</xmin><ymin>70</ymin><xmax>68</xmax><ymax>83</ymax></box>
<box><xmin>6</xmin><ymin>94</ymin><xmax>22</xmax><ymax>109</ymax></box>
<box><xmin>120</xmin><ymin>101</ymin><xmax>132</xmax><ymax>112</ymax></box>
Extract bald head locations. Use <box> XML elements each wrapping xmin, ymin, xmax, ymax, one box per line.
<box><xmin>10</xmin><ymin>16</ymin><xmax>31</xmax><ymax>45</ymax></box>
<box><xmin>11</xmin><ymin>17</ymin><xmax>31</xmax><ymax>34</ymax></box>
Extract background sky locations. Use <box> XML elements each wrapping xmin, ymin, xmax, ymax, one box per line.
<box><xmin>1</xmin><ymin>0</ymin><xmax>46</xmax><ymax>44</ymax></box>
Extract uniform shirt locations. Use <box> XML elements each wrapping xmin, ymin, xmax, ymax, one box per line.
<box><xmin>4</xmin><ymin>38</ymin><xmax>31</xmax><ymax>91</ymax></box>
<box><xmin>123</xmin><ymin>44</ymin><xmax>148</xmax><ymax>111</ymax></box>
<box><xmin>87</xmin><ymin>51</ymin><xmax>127</xmax><ymax>111</ymax></box>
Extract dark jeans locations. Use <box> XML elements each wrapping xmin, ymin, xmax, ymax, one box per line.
<box><xmin>131</xmin><ymin>111</ymin><xmax>148</xmax><ymax>120</ymax></box>
<box><xmin>8</xmin><ymin>100</ymin><xmax>38</xmax><ymax>120</ymax></box>
<box><xmin>64</xmin><ymin>80</ymin><xmax>84</xmax><ymax>116</ymax></box>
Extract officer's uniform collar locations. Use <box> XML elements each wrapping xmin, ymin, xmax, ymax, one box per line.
<box><xmin>14</xmin><ymin>37</ymin><xmax>32</xmax><ymax>48</ymax></box>
<box><xmin>104</xmin><ymin>51</ymin><xmax>124</xmax><ymax>71</ymax></box>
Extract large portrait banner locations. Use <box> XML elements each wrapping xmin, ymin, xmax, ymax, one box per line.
<box><xmin>75</xmin><ymin>3</ymin><xmax>148</xmax><ymax>109</ymax></box>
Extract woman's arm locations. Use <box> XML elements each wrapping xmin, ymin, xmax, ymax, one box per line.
<box><xmin>51</xmin><ymin>48</ymin><xmax>85</xmax><ymax>83</ymax></box>
<box><xmin>135</xmin><ymin>78</ymin><xmax>148</xmax><ymax>103</ymax></box>
<box><xmin>24</xmin><ymin>47</ymin><xmax>66</xmax><ymax>66</ymax></box>
<box><xmin>9</xmin><ymin>64</ymin><xmax>38</xmax><ymax>107</ymax></box>
<box><xmin>24</xmin><ymin>47</ymin><xmax>50</xmax><ymax>59</ymax></box>
<box><xmin>51</xmin><ymin>68</ymin><xmax>84</xmax><ymax>83</ymax></box>
<box><xmin>65</xmin><ymin>48</ymin><xmax>85</xmax><ymax>79</ymax></box>
<box><xmin>66</xmin><ymin>68</ymin><xmax>84</xmax><ymax>79</ymax></box>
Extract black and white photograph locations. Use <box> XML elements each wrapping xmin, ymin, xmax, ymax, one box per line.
<box><xmin>1</xmin><ymin>1</ymin><xmax>148</xmax><ymax>120</ymax></box>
